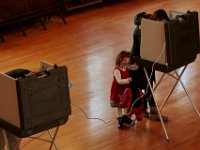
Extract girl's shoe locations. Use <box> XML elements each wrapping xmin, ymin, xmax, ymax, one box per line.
<box><xmin>122</xmin><ymin>115</ymin><xmax>133</xmax><ymax>124</ymax></box>
<box><xmin>117</xmin><ymin>117</ymin><xmax>124</xmax><ymax>129</ymax></box>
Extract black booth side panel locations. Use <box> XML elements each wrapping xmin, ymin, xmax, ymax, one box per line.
<box><xmin>165</xmin><ymin>18</ymin><xmax>196</xmax><ymax>67</ymax></box>
<box><xmin>135</xmin><ymin>11</ymin><xmax>200</xmax><ymax>73</ymax></box>
<box><xmin>189</xmin><ymin>11</ymin><xmax>200</xmax><ymax>54</ymax></box>
<box><xmin>14</xmin><ymin>66</ymin><xmax>71</xmax><ymax>137</ymax></box>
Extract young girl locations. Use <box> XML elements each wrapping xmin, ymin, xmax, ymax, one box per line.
<box><xmin>110</xmin><ymin>50</ymin><xmax>139</xmax><ymax>128</ymax></box>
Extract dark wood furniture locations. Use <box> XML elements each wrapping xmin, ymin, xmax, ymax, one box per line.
<box><xmin>0</xmin><ymin>0</ymin><xmax>67</xmax><ymax>42</ymax></box>
<box><xmin>65</xmin><ymin>0</ymin><xmax>106</xmax><ymax>11</ymax></box>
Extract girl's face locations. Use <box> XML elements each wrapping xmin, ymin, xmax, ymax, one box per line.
<box><xmin>121</xmin><ymin>57</ymin><xmax>130</xmax><ymax>66</ymax></box>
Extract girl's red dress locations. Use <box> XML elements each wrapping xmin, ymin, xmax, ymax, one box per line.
<box><xmin>110</xmin><ymin>66</ymin><xmax>129</xmax><ymax>107</ymax></box>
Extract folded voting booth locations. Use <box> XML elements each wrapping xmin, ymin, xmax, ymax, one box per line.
<box><xmin>0</xmin><ymin>61</ymin><xmax>71</xmax><ymax>139</ymax></box>
<box><xmin>135</xmin><ymin>11</ymin><xmax>200</xmax><ymax>140</ymax></box>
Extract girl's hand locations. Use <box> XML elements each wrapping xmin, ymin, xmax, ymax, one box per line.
<box><xmin>128</xmin><ymin>77</ymin><xmax>132</xmax><ymax>83</ymax></box>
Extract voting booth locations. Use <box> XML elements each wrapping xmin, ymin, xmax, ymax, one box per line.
<box><xmin>0</xmin><ymin>61</ymin><xmax>71</xmax><ymax>138</ymax></box>
<box><xmin>136</xmin><ymin>11</ymin><xmax>200</xmax><ymax>72</ymax></box>
<box><xmin>135</xmin><ymin>10</ymin><xmax>200</xmax><ymax>140</ymax></box>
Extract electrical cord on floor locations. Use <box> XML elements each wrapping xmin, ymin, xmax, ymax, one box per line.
<box><xmin>71</xmin><ymin>103</ymin><xmax>115</xmax><ymax>124</ymax></box>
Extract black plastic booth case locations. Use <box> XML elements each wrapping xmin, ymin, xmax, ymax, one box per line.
<box><xmin>134</xmin><ymin>10</ymin><xmax>200</xmax><ymax>72</ymax></box>
<box><xmin>0</xmin><ymin>61</ymin><xmax>71</xmax><ymax>138</ymax></box>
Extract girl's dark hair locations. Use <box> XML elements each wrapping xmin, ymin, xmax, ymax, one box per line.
<box><xmin>151</xmin><ymin>9</ymin><xmax>169</xmax><ymax>21</ymax></box>
<box><xmin>115</xmin><ymin>51</ymin><xmax>131</xmax><ymax>66</ymax></box>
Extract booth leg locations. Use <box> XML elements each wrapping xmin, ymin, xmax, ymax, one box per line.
<box><xmin>153</xmin><ymin>73</ymin><xmax>166</xmax><ymax>91</ymax></box>
<box><xmin>48</xmin><ymin>127</ymin><xmax>59</xmax><ymax>150</ymax></box>
<box><xmin>175</xmin><ymin>71</ymin><xmax>200</xmax><ymax>117</ymax></box>
<box><xmin>160</xmin><ymin>66</ymin><xmax>187</xmax><ymax>111</ymax></box>
<box><xmin>147</xmin><ymin>73</ymin><xmax>166</xmax><ymax>101</ymax></box>
<box><xmin>144</xmin><ymin>68</ymin><xmax>170</xmax><ymax>141</ymax></box>
<box><xmin>28</xmin><ymin>127</ymin><xmax>60</xmax><ymax>150</ymax></box>
<box><xmin>2</xmin><ymin>129</ymin><xmax>10</xmax><ymax>150</ymax></box>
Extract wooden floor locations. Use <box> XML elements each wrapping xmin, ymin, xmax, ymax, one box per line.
<box><xmin>1</xmin><ymin>0</ymin><xmax>200</xmax><ymax>149</ymax></box>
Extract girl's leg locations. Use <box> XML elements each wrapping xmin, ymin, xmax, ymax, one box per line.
<box><xmin>116</xmin><ymin>108</ymin><xmax>124</xmax><ymax>129</ymax></box>
<box><xmin>116</xmin><ymin>108</ymin><xmax>123</xmax><ymax>118</ymax></box>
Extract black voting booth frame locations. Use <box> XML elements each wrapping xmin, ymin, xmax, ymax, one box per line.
<box><xmin>0</xmin><ymin>61</ymin><xmax>71</xmax><ymax>149</ymax></box>
<box><xmin>135</xmin><ymin>10</ymin><xmax>200</xmax><ymax>141</ymax></box>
